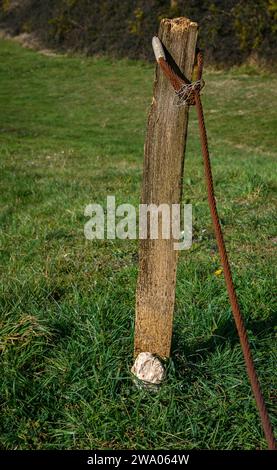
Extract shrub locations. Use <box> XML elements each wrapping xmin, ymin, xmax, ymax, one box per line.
<box><xmin>0</xmin><ymin>0</ymin><xmax>276</xmax><ymax>66</ymax></box>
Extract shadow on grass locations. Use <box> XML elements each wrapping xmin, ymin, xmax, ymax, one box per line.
<box><xmin>172</xmin><ymin>313</ymin><xmax>276</xmax><ymax>372</ymax></box>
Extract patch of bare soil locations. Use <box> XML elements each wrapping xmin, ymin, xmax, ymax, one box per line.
<box><xmin>0</xmin><ymin>28</ymin><xmax>60</xmax><ymax>57</ymax></box>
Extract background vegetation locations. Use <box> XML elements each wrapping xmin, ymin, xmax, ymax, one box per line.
<box><xmin>0</xmin><ymin>0</ymin><xmax>277</xmax><ymax>67</ymax></box>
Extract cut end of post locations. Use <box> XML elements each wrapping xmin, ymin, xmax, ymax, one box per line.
<box><xmin>131</xmin><ymin>352</ymin><xmax>165</xmax><ymax>390</ymax></box>
<box><xmin>152</xmin><ymin>36</ymin><xmax>166</xmax><ymax>62</ymax></box>
<box><xmin>160</xmin><ymin>17</ymin><xmax>198</xmax><ymax>33</ymax></box>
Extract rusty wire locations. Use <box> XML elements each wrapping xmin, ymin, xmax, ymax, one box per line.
<box><xmin>157</xmin><ymin>50</ymin><xmax>276</xmax><ymax>450</ymax></box>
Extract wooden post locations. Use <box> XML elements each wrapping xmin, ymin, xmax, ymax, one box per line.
<box><xmin>134</xmin><ymin>17</ymin><xmax>198</xmax><ymax>359</ymax></box>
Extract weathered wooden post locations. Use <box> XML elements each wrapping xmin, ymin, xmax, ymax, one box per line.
<box><xmin>133</xmin><ymin>17</ymin><xmax>198</xmax><ymax>382</ymax></box>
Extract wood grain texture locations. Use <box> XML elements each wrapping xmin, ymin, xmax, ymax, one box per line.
<box><xmin>134</xmin><ymin>17</ymin><xmax>198</xmax><ymax>359</ymax></box>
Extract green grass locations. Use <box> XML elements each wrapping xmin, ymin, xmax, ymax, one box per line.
<box><xmin>0</xmin><ymin>39</ymin><xmax>276</xmax><ymax>450</ymax></box>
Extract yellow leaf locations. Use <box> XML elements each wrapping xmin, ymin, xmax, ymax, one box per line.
<box><xmin>214</xmin><ymin>268</ymin><xmax>223</xmax><ymax>276</ymax></box>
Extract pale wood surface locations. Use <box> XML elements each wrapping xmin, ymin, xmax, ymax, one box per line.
<box><xmin>134</xmin><ymin>17</ymin><xmax>198</xmax><ymax>358</ymax></box>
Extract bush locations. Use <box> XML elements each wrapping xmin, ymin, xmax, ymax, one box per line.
<box><xmin>0</xmin><ymin>0</ymin><xmax>276</xmax><ymax>67</ymax></box>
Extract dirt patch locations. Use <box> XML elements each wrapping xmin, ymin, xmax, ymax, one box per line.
<box><xmin>0</xmin><ymin>28</ymin><xmax>61</xmax><ymax>57</ymax></box>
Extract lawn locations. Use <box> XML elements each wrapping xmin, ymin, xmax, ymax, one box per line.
<box><xmin>0</xmin><ymin>38</ymin><xmax>276</xmax><ymax>450</ymax></box>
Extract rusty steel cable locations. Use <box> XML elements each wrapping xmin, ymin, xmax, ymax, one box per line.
<box><xmin>153</xmin><ymin>37</ymin><xmax>276</xmax><ymax>450</ymax></box>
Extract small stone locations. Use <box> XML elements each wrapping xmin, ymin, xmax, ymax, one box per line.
<box><xmin>131</xmin><ymin>352</ymin><xmax>165</xmax><ymax>389</ymax></box>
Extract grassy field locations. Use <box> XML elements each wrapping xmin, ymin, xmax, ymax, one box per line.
<box><xmin>0</xmin><ymin>38</ymin><xmax>276</xmax><ymax>450</ymax></box>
